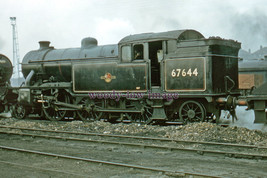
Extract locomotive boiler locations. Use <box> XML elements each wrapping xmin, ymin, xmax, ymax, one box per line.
<box><xmin>0</xmin><ymin>54</ymin><xmax>13</xmax><ymax>113</ymax></box>
<box><xmin>0</xmin><ymin>54</ymin><xmax>12</xmax><ymax>85</ymax></box>
<box><xmin>14</xmin><ymin>29</ymin><xmax>241</xmax><ymax>124</ymax></box>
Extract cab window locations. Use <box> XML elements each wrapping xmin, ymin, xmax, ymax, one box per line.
<box><xmin>133</xmin><ymin>44</ymin><xmax>144</xmax><ymax>60</ymax></box>
<box><xmin>121</xmin><ymin>45</ymin><xmax>131</xmax><ymax>62</ymax></box>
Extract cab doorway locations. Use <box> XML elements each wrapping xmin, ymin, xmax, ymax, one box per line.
<box><xmin>149</xmin><ymin>41</ymin><xmax>162</xmax><ymax>86</ymax></box>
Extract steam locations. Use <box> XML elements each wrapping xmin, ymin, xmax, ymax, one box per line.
<box><xmin>0</xmin><ymin>113</ymin><xmax>11</xmax><ymax>118</ymax></box>
<box><xmin>221</xmin><ymin>106</ymin><xmax>267</xmax><ymax>132</ymax></box>
<box><xmin>231</xmin><ymin>10</ymin><xmax>267</xmax><ymax>52</ymax></box>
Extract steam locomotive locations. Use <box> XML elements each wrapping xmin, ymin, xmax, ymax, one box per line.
<box><xmin>0</xmin><ymin>54</ymin><xmax>13</xmax><ymax>113</ymax></box>
<box><xmin>238</xmin><ymin>57</ymin><xmax>267</xmax><ymax>123</ymax></box>
<box><xmin>1</xmin><ymin>29</ymin><xmax>252</xmax><ymax>124</ymax></box>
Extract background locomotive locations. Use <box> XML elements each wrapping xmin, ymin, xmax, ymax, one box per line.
<box><xmin>238</xmin><ymin>56</ymin><xmax>267</xmax><ymax>93</ymax></box>
<box><xmin>8</xmin><ymin>29</ymin><xmax>241</xmax><ymax>124</ymax></box>
<box><xmin>238</xmin><ymin>51</ymin><xmax>267</xmax><ymax>124</ymax></box>
<box><xmin>0</xmin><ymin>54</ymin><xmax>13</xmax><ymax>113</ymax></box>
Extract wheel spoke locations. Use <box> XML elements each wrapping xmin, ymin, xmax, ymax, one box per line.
<box><xmin>193</xmin><ymin>106</ymin><xmax>198</xmax><ymax>111</ymax></box>
<box><xmin>186</xmin><ymin>105</ymin><xmax>190</xmax><ymax>110</ymax></box>
<box><xmin>182</xmin><ymin>108</ymin><xmax>188</xmax><ymax>112</ymax></box>
<box><xmin>195</xmin><ymin>111</ymin><xmax>202</xmax><ymax>114</ymax></box>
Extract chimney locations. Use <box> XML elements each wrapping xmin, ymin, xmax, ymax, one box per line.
<box><xmin>39</xmin><ymin>41</ymin><xmax>51</xmax><ymax>50</ymax></box>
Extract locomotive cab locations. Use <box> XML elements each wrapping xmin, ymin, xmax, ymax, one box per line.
<box><xmin>119</xmin><ymin>29</ymin><xmax>204</xmax><ymax>89</ymax></box>
<box><xmin>120</xmin><ymin>41</ymin><xmax>163</xmax><ymax>87</ymax></box>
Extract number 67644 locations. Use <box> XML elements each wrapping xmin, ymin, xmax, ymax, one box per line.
<box><xmin>171</xmin><ymin>68</ymin><xmax>198</xmax><ymax>77</ymax></box>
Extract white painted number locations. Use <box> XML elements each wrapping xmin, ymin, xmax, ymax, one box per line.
<box><xmin>176</xmin><ymin>69</ymin><xmax>181</xmax><ymax>77</ymax></box>
<box><xmin>182</xmin><ymin>69</ymin><xmax>186</xmax><ymax>77</ymax></box>
<box><xmin>193</xmin><ymin>68</ymin><xmax>198</xmax><ymax>76</ymax></box>
<box><xmin>187</xmin><ymin>68</ymin><xmax>192</xmax><ymax>76</ymax></box>
<box><xmin>171</xmin><ymin>69</ymin><xmax>176</xmax><ymax>77</ymax></box>
<box><xmin>171</xmin><ymin>68</ymin><xmax>198</xmax><ymax>77</ymax></box>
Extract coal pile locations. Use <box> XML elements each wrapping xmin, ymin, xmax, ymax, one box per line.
<box><xmin>164</xmin><ymin>122</ymin><xmax>266</xmax><ymax>146</ymax></box>
<box><xmin>0</xmin><ymin>118</ymin><xmax>266</xmax><ymax>146</ymax></box>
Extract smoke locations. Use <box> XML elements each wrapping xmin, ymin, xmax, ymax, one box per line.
<box><xmin>221</xmin><ymin>106</ymin><xmax>267</xmax><ymax>132</ymax></box>
<box><xmin>231</xmin><ymin>10</ymin><xmax>267</xmax><ymax>52</ymax></box>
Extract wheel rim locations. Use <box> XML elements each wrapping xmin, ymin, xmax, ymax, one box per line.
<box><xmin>13</xmin><ymin>104</ymin><xmax>27</xmax><ymax>119</ymax></box>
<box><xmin>179</xmin><ymin>100</ymin><xmax>206</xmax><ymax>123</ymax></box>
<box><xmin>43</xmin><ymin>91</ymin><xmax>69</xmax><ymax>121</ymax></box>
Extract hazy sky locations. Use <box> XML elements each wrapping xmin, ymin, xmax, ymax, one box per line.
<box><xmin>1</xmin><ymin>0</ymin><xmax>267</xmax><ymax>63</ymax></box>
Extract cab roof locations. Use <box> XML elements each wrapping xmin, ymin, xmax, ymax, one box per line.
<box><xmin>119</xmin><ymin>29</ymin><xmax>204</xmax><ymax>44</ymax></box>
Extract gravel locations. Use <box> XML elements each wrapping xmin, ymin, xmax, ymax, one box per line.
<box><xmin>0</xmin><ymin>118</ymin><xmax>267</xmax><ymax>147</ymax></box>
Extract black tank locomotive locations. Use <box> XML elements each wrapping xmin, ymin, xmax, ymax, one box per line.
<box><xmin>13</xmin><ymin>29</ymin><xmax>241</xmax><ymax>123</ymax></box>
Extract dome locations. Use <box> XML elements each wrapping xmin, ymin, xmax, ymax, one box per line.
<box><xmin>81</xmin><ymin>37</ymin><xmax>98</xmax><ymax>48</ymax></box>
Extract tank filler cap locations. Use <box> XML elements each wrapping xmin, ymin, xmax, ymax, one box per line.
<box><xmin>39</xmin><ymin>41</ymin><xmax>51</xmax><ymax>50</ymax></box>
<box><xmin>81</xmin><ymin>37</ymin><xmax>98</xmax><ymax>48</ymax></box>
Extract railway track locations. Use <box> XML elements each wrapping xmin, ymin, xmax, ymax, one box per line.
<box><xmin>0</xmin><ymin>125</ymin><xmax>266</xmax><ymax>160</ymax></box>
<box><xmin>0</xmin><ymin>145</ymin><xmax>217</xmax><ymax>178</ymax></box>
<box><xmin>0</xmin><ymin>160</ymin><xmax>88</xmax><ymax>177</ymax></box>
